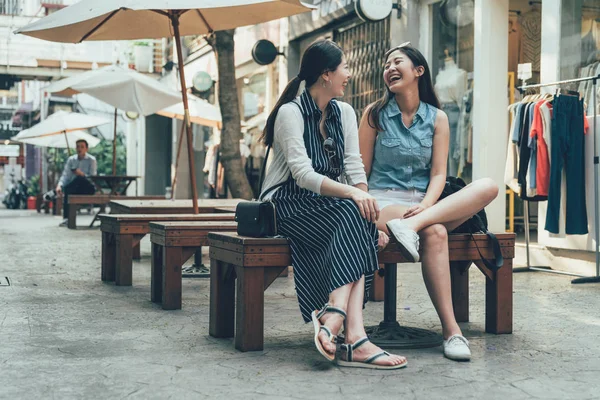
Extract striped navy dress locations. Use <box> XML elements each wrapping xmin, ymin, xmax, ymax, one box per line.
<box><xmin>271</xmin><ymin>90</ymin><xmax>379</xmax><ymax>322</ymax></box>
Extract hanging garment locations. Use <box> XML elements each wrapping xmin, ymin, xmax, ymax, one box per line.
<box><xmin>545</xmin><ymin>94</ymin><xmax>589</xmax><ymax>235</ymax></box>
<box><xmin>518</xmin><ymin>102</ymin><xmax>546</xmax><ymax>201</ymax></box>
<box><xmin>520</xmin><ymin>9</ymin><xmax>542</xmax><ymax>73</ymax></box>
<box><xmin>203</xmin><ymin>144</ymin><xmax>219</xmax><ymax>188</ymax></box>
<box><xmin>442</xmin><ymin>102</ymin><xmax>461</xmax><ymax>177</ymax></box>
<box><xmin>530</xmin><ymin>100</ymin><xmax>551</xmax><ymax>197</ymax></box>
<box><xmin>505</xmin><ymin>103</ymin><xmax>524</xmax><ymax>193</ymax></box>
<box><xmin>526</xmin><ymin>103</ymin><xmax>538</xmax><ymax>197</ymax></box>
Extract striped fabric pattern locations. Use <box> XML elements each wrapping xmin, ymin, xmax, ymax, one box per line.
<box><xmin>272</xmin><ymin>90</ymin><xmax>379</xmax><ymax>322</ymax></box>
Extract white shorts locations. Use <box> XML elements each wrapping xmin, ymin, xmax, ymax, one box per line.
<box><xmin>369</xmin><ymin>188</ymin><xmax>426</xmax><ymax>210</ymax></box>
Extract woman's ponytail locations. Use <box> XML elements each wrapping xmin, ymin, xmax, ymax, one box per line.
<box><xmin>261</xmin><ymin>76</ymin><xmax>303</xmax><ymax>146</ymax></box>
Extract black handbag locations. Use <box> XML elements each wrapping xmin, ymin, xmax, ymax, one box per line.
<box><xmin>234</xmin><ymin>145</ymin><xmax>289</xmax><ymax>237</ymax></box>
<box><xmin>438</xmin><ymin>176</ymin><xmax>504</xmax><ymax>271</ymax></box>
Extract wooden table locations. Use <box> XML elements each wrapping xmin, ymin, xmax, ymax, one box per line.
<box><xmin>89</xmin><ymin>175</ymin><xmax>139</xmax><ymax>195</ymax></box>
<box><xmin>108</xmin><ymin>198</ymin><xmax>242</xmax><ymax>270</ymax></box>
<box><xmin>109</xmin><ymin>199</ymin><xmax>242</xmax><ymax>215</ymax></box>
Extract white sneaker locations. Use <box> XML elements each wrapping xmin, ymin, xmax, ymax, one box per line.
<box><xmin>386</xmin><ymin>219</ymin><xmax>420</xmax><ymax>262</ymax></box>
<box><xmin>443</xmin><ymin>334</ymin><xmax>471</xmax><ymax>361</ymax></box>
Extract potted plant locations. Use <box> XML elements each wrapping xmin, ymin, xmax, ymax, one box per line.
<box><xmin>27</xmin><ymin>175</ymin><xmax>41</xmax><ymax>211</ymax></box>
<box><xmin>133</xmin><ymin>41</ymin><xmax>153</xmax><ymax>73</ymax></box>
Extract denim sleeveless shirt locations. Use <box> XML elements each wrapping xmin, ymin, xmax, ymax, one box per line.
<box><xmin>368</xmin><ymin>99</ymin><xmax>438</xmax><ymax>192</ymax></box>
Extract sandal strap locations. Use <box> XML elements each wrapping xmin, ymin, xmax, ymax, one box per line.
<box><xmin>316</xmin><ymin>304</ymin><xmax>347</xmax><ymax>320</ymax></box>
<box><xmin>340</xmin><ymin>336</ymin><xmax>370</xmax><ymax>362</ymax></box>
<box><xmin>365</xmin><ymin>351</ymin><xmax>390</xmax><ymax>364</ymax></box>
<box><xmin>319</xmin><ymin>326</ymin><xmax>335</xmax><ymax>342</ymax></box>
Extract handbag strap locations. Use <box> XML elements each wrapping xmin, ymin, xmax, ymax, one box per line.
<box><xmin>467</xmin><ymin>215</ymin><xmax>504</xmax><ymax>271</ymax></box>
<box><xmin>257</xmin><ymin>101</ymin><xmax>303</xmax><ymax>200</ymax></box>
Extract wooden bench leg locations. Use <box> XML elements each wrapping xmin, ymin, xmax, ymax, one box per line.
<box><xmin>132</xmin><ymin>243</ymin><xmax>141</xmax><ymax>260</ymax></box>
<box><xmin>68</xmin><ymin>205</ymin><xmax>77</xmax><ymax>229</ymax></box>
<box><xmin>235</xmin><ymin>265</ymin><xmax>265</xmax><ymax>352</ymax></box>
<box><xmin>115</xmin><ymin>234</ymin><xmax>133</xmax><ymax>286</ymax></box>
<box><xmin>209</xmin><ymin>259</ymin><xmax>235</xmax><ymax>339</ymax></box>
<box><xmin>151</xmin><ymin>243</ymin><xmax>164</xmax><ymax>304</ymax></box>
<box><xmin>369</xmin><ymin>265</ymin><xmax>385</xmax><ymax>302</ymax></box>
<box><xmin>101</xmin><ymin>232</ymin><xmax>116</xmax><ymax>282</ymax></box>
<box><xmin>450</xmin><ymin>261</ymin><xmax>470</xmax><ymax>323</ymax></box>
<box><xmin>162</xmin><ymin>246</ymin><xmax>183</xmax><ymax>310</ymax></box>
<box><xmin>485</xmin><ymin>259</ymin><xmax>513</xmax><ymax>334</ymax></box>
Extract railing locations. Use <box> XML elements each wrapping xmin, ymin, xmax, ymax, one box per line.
<box><xmin>0</xmin><ymin>0</ymin><xmax>21</xmax><ymax>15</ymax></box>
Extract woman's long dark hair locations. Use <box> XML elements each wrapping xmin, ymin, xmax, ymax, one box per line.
<box><xmin>261</xmin><ymin>39</ymin><xmax>344</xmax><ymax>146</ymax></box>
<box><xmin>368</xmin><ymin>45</ymin><xmax>440</xmax><ymax>131</ymax></box>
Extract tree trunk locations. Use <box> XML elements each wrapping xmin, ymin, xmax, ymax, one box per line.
<box><xmin>210</xmin><ymin>30</ymin><xmax>254</xmax><ymax>200</ymax></box>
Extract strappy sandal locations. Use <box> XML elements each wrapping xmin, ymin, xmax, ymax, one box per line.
<box><xmin>311</xmin><ymin>304</ymin><xmax>347</xmax><ymax>362</ymax></box>
<box><xmin>337</xmin><ymin>337</ymin><xmax>408</xmax><ymax>370</ymax></box>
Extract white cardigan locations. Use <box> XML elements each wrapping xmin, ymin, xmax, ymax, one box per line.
<box><xmin>261</xmin><ymin>98</ymin><xmax>368</xmax><ymax>199</ymax></box>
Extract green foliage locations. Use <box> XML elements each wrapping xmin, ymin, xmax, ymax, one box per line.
<box><xmin>88</xmin><ymin>135</ymin><xmax>127</xmax><ymax>176</ymax></box>
<box><xmin>27</xmin><ymin>175</ymin><xmax>41</xmax><ymax>196</ymax></box>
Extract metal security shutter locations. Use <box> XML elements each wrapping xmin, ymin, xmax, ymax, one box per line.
<box><xmin>334</xmin><ymin>18</ymin><xmax>391</xmax><ymax>119</ymax></box>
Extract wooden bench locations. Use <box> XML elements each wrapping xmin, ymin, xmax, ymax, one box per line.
<box><xmin>68</xmin><ymin>195</ymin><xmax>164</xmax><ymax>229</ymax></box>
<box><xmin>149</xmin><ymin>221</ymin><xmax>238</xmax><ymax>310</ymax></box>
<box><xmin>100</xmin><ymin>213</ymin><xmax>236</xmax><ymax>286</ymax></box>
<box><xmin>208</xmin><ymin>232</ymin><xmax>515</xmax><ymax>352</ymax></box>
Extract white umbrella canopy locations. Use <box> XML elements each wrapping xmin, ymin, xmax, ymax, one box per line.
<box><xmin>14</xmin><ymin>0</ymin><xmax>313</xmax><ymax>42</ymax></box>
<box><xmin>13</xmin><ymin>130</ymin><xmax>101</xmax><ymax>149</ymax></box>
<box><xmin>12</xmin><ymin>110</ymin><xmax>110</xmax><ymax>155</ymax></box>
<box><xmin>15</xmin><ymin>0</ymin><xmax>314</xmax><ymax>214</ymax></box>
<box><xmin>45</xmin><ymin>64</ymin><xmax>183</xmax><ymax>174</ymax></box>
<box><xmin>13</xmin><ymin>111</ymin><xmax>110</xmax><ymax>140</ymax></box>
<box><xmin>45</xmin><ymin>65</ymin><xmax>182</xmax><ymax>115</ymax></box>
<box><xmin>157</xmin><ymin>94</ymin><xmax>222</xmax><ymax>128</ymax></box>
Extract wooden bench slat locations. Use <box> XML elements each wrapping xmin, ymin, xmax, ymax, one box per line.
<box><xmin>99</xmin><ymin>213</ymin><xmax>235</xmax><ymax>222</ymax></box>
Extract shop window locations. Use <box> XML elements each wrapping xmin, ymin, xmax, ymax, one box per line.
<box><xmin>431</xmin><ymin>0</ymin><xmax>475</xmax><ymax>182</ymax></box>
<box><xmin>240</xmin><ymin>72</ymin><xmax>267</xmax><ymax>121</ymax></box>
<box><xmin>563</xmin><ymin>0</ymin><xmax>600</xmax><ymax>114</ymax></box>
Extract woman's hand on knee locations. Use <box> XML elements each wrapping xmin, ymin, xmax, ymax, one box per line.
<box><xmin>403</xmin><ymin>203</ymin><xmax>428</xmax><ymax>219</ymax></box>
<box><xmin>349</xmin><ymin>189</ymin><xmax>380</xmax><ymax>223</ymax></box>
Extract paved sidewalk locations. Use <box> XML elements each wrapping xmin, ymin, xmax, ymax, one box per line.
<box><xmin>1</xmin><ymin>209</ymin><xmax>599</xmax><ymax>399</ymax></box>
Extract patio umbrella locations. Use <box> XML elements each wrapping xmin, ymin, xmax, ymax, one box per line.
<box><xmin>12</xmin><ymin>130</ymin><xmax>101</xmax><ymax>149</ymax></box>
<box><xmin>157</xmin><ymin>94</ymin><xmax>221</xmax><ymax>129</ymax></box>
<box><xmin>44</xmin><ymin>65</ymin><xmax>182</xmax><ymax>174</ymax></box>
<box><xmin>157</xmin><ymin>94</ymin><xmax>222</xmax><ymax>198</ymax></box>
<box><xmin>15</xmin><ymin>0</ymin><xmax>314</xmax><ymax>214</ymax></box>
<box><xmin>11</xmin><ymin>111</ymin><xmax>110</xmax><ymax>156</ymax></box>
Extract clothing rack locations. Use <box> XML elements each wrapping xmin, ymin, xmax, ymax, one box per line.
<box><xmin>517</xmin><ymin>74</ymin><xmax>600</xmax><ymax>284</ymax></box>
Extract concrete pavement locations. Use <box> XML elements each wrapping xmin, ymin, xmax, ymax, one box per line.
<box><xmin>1</xmin><ymin>209</ymin><xmax>599</xmax><ymax>399</ymax></box>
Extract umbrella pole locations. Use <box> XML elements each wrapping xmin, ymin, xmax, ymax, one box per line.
<box><xmin>170</xmin><ymin>121</ymin><xmax>186</xmax><ymax>199</ymax></box>
<box><xmin>63</xmin><ymin>131</ymin><xmax>72</xmax><ymax>156</ymax></box>
<box><xmin>112</xmin><ymin>108</ymin><xmax>118</xmax><ymax>175</ymax></box>
<box><xmin>171</xmin><ymin>14</ymin><xmax>199</xmax><ymax>214</ymax></box>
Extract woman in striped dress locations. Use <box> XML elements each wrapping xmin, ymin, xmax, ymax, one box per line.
<box><xmin>260</xmin><ymin>39</ymin><xmax>406</xmax><ymax>370</ymax></box>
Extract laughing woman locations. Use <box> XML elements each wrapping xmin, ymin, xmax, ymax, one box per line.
<box><xmin>260</xmin><ymin>39</ymin><xmax>405</xmax><ymax>370</ymax></box>
<box><xmin>359</xmin><ymin>44</ymin><xmax>499</xmax><ymax>361</ymax></box>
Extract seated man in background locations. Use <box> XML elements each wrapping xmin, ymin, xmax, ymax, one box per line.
<box><xmin>55</xmin><ymin>139</ymin><xmax>97</xmax><ymax>227</ymax></box>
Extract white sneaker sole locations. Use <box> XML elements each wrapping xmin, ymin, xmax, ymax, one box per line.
<box><xmin>386</xmin><ymin>222</ymin><xmax>420</xmax><ymax>262</ymax></box>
